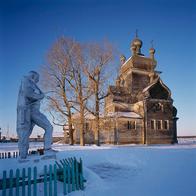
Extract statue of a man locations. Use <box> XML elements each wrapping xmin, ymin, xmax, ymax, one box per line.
<box><xmin>16</xmin><ymin>71</ymin><xmax>53</xmax><ymax>159</ymax></box>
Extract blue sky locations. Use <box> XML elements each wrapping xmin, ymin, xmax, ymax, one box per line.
<box><xmin>0</xmin><ymin>0</ymin><xmax>195</xmax><ymax>137</ymax></box>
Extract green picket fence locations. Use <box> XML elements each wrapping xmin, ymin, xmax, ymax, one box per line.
<box><xmin>0</xmin><ymin>157</ymin><xmax>85</xmax><ymax>196</ymax></box>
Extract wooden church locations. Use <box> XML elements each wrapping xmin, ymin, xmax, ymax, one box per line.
<box><xmin>72</xmin><ymin>34</ymin><xmax>178</xmax><ymax>144</ymax></box>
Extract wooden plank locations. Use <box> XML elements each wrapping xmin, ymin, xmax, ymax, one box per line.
<box><xmin>75</xmin><ymin>158</ymin><xmax>79</xmax><ymax>190</ymax></box>
<box><xmin>62</xmin><ymin>159</ymin><xmax>68</xmax><ymax>166</ymax></box>
<box><xmin>9</xmin><ymin>169</ymin><xmax>13</xmax><ymax>196</ymax></box>
<box><xmin>71</xmin><ymin>161</ymin><xmax>76</xmax><ymax>191</ymax></box>
<box><xmin>33</xmin><ymin>167</ymin><xmax>37</xmax><ymax>196</ymax></box>
<box><xmin>63</xmin><ymin>165</ymin><xmax>67</xmax><ymax>195</ymax></box>
<box><xmin>2</xmin><ymin>170</ymin><xmax>6</xmax><ymax>196</ymax></box>
<box><xmin>60</xmin><ymin>160</ymin><xmax>65</xmax><ymax>167</ymax></box>
<box><xmin>79</xmin><ymin>158</ymin><xmax>84</xmax><ymax>190</ymax></box>
<box><xmin>67</xmin><ymin>164</ymin><xmax>71</xmax><ymax>193</ymax></box>
<box><xmin>22</xmin><ymin>168</ymin><xmax>26</xmax><ymax>196</ymax></box>
<box><xmin>55</xmin><ymin>161</ymin><xmax>62</xmax><ymax>170</ymax></box>
<box><xmin>28</xmin><ymin>167</ymin><xmax>31</xmax><ymax>196</ymax></box>
<box><xmin>49</xmin><ymin>164</ymin><xmax>52</xmax><ymax>196</ymax></box>
<box><xmin>64</xmin><ymin>159</ymin><xmax>69</xmax><ymax>165</ymax></box>
<box><xmin>44</xmin><ymin>165</ymin><xmax>47</xmax><ymax>196</ymax></box>
<box><xmin>53</xmin><ymin>164</ymin><xmax>57</xmax><ymax>196</ymax></box>
<box><xmin>15</xmin><ymin>169</ymin><xmax>20</xmax><ymax>196</ymax></box>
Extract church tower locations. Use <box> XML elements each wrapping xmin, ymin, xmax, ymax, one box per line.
<box><xmin>118</xmin><ymin>34</ymin><xmax>158</xmax><ymax>99</ymax></box>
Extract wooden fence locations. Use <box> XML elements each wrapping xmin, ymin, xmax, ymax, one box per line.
<box><xmin>0</xmin><ymin>151</ymin><xmax>35</xmax><ymax>159</ymax></box>
<box><xmin>0</xmin><ymin>150</ymin><xmax>45</xmax><ymax>159</ymax></box>
<box><xmin>0</xmin><ymin>157</ymin><xmax>85</xmax><ymax>196</ymax></box>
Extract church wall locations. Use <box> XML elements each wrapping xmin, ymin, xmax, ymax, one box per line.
<box><xmin>115</xmin><ymin>118</ymin><xmax>144</xmax><ymax>144</ymax></box>
<box><xmin>145</xmin><ymin>100</ymin><xmax>175</xmax><ymax>144</ymax></box>
<box><xmin>132</xmin><ymin>73</ymin><xmax>150</xmax><ymax>94</ymax></box>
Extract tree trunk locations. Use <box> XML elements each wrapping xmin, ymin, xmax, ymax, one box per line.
<box><xmin>80</xmin><ymin>103</ymin><xmax>85</xmax><ymax>146</ymax></box>
<box><xmin>67</xmin><ymin>114</ymin><xmax>74</xmax><ymax>145</ymax></box>
<box><xmin>94</xmin><ymin>83</ymin><xmax>100</xmax><ymax>146</ymax></box>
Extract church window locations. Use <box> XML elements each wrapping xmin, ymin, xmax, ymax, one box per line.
<box><xmin>157</xmin><ymin>120</ymin><xmax>162</xmax><ymax>130</ymax></box>
<box><xmin>128</xmin><ymin>121</ymin><xmax>136</xmax><ymax>129</ymax></box>
<box><xmin>85</xmin><ymin>122</ymin><xmax>89</xmax><ymax>131</ymax></box>
<box><xmin>127</xmin><ymin>121</ymin><xmax>130</xmax><ymax>129</ymax></box>
<box><xmin>164</xmin><ymin>120</ymin><xmax>169</xmax><ymax>130</ymax></box>
<box><xmin>150</xmin><ymin>120</ymin><xmax>156</xmax><ymax>129</ymax></box>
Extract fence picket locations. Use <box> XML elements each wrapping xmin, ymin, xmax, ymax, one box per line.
<box><xmin>2</xmin><ymin>170</ymin><xmax>6</xmax><ymax>196</ymax></box>
<box><xmin>44</xmin><ymin>165</ymin><xmax>47</xmax><ymax>196</ymax></box>
<box><xmin>71</xmin><ymin>161</ymin><xmax>76</xmax><ymax>191</ymax></box>
<box><xmin>33</xmin><ymin>167</ymin><xmax>37</xmax><ymax>196</ymax></box>
<box><xmin>15</xmin><ymin>169</ymin><xmax>20</xmax><ymax>196</ymax></box>
<box><xmin>53</xmin><ymin>164</ymin><xmax>57</xmax><ymax>196</ymax></box>
<box><xmin>67</xmin><ymin>164</ymin><xmax>71</xmax><ymax>193</ymax></box>
<box><xmin>22</xmin><ymin>168</ymin><xmax>26</xmax><ymax>196</ymax></box>
<box><xmin>79</xmin><ymin>158</ymin><xmax>84</xmax><ymax>190</ymax></box>
<box><xmin>49</xmin><ymin>164</ymin><xmax>52</xmax><ymax>196</ymax></box>
<box><xmin>28</xmin><ymin>167</ymin><xmax>31</xmax><ymax>196</ymax></box>
<box><xmin>63</xmin><ymin>164</ymin><xmax>67</xmax><ymax>195</ymax></box>
<box><xmin>9</xmin><ymin>169</ymin><xmax>13</xmax><ymax>196</ymax></box>
<box><xmin>75</xmin><ymin>158</ymin><xmax>79</xmax><ymax>190</ymax></box>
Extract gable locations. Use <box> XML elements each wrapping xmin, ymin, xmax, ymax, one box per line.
<box><xmin>143</xmin><ymin>79</ymin><xmax>171</xmax><ymax>100</ymax></box>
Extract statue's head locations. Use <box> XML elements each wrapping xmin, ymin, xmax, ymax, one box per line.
<box><xmin>28</xmin><ymin>71</ymin><xmax>39</xmax><ymax>83</ymax></box>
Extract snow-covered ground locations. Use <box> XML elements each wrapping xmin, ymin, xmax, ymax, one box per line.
<box><xmin>0</xmin><ymin>138</ymin><xmax>196</xmax><ymax>196</ymax></box>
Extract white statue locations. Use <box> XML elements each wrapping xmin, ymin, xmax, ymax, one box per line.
<box><xmin>16</xmin><ymin>71</ymin><xmax>53</xmax><ymax>159</ymax></box>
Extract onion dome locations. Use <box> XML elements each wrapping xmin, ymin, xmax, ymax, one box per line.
<box><xmin>149</xmin><ymin>40</ymin><xmax>156</xmax><ymax>59</ymax></box>
<box><xmin>120</xmin><ymin>55</ymin><xmax>126</xmax><ymax>65</ymax></box>
<box><xmin>149</xmin><ymin>47</ymin><xmax>155</xmax><ymax>54</ymax></box>
<box><xmin>132</xmin><ymin>38</ymin><xmax>143</xmax><ymax>48</ymax></box>
<box><xmin>130</xmin><ymin>31</ymin><xmax>143</xmax><ymax>55</ymax></box>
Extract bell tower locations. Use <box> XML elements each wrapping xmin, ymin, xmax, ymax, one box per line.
<box><xmin>118</xmin><ymin>33</ymin><xmax>158</xmax><ymax>98</ymax></box>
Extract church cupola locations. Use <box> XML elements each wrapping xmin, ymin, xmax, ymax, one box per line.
<box><xmin>120</xmin><ymin>55</ymin><xmax>126</xmax><ymax>65</ymax></box>
<box><xmin>149</xmin><ymin>40</ymin><xmax>155</xmax><ymax>59</ymax></box>
<box><xmin>131</xmin><ymin>30</ymin><xmax>143</xmax><ymax>55</ymax></box>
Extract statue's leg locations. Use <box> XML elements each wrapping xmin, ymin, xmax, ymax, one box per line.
<box><xmin>31</xmin><ymin>111</ymin><xmax>53</xmax><ymax>150</ymax></box>
<box><xmin>17</xmin><ymin>106</ymin><xmax>31</xmax><ymax>159</ymax></box>
<box><xmin>17</xmin><ymin>125</ymin><xmax>31</xmax><ymax>159</ymax></box>
<box><xmin>27</xmin><ymin>123</ymin><xmax>35</xmax><ymax>153</ymax></box>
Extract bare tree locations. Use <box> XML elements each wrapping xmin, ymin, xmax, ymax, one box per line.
<box><xmin>41</xmin><ymin>37</ymin><xmax>77</xmax><ymax>145</ymax></box>
<box><xmin>64</xmin><ymin>42</ymin><xmax>88</xmax><ymax>146</ymax></box>
<box><xmin>42</xmin><ymin>37</ymin><xmax>89</xmax><ymax>146</ymax></box>
<box><xmin>42</xmin><ymin>37</ymin><xmax>116</xmax><ymax>146</ymax></box>
<box><xmin>84</xmin><ymin>41</ymin><xmax>115</xmax><ymax>146</ymax></box>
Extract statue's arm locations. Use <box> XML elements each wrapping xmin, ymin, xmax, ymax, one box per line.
<box><xmin>25</xmin><ymin>87</ymin><xmax>44</xmax><ymax>101</ymax></box>
<box><xmin>22</xmin><ymin>78</ymin><xmax>44</xmax><ymax>101</ymax></box>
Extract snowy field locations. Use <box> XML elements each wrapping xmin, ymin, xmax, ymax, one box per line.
<box><xmin>0</xmin><ymin>138</ymin><xmax>196</xmax><ymax>196</ymax></box>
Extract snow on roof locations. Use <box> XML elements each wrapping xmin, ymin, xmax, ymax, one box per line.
<box><xmin>106</xmin><ymin>112</ymin><xmax>142</xmax><ymax>119</ymax></box>
<box><xmin>121</xmin><ymin>54</ymin><xmax>149</xmax><ymax>68</ymax></box>
<box><xmin>72</xmin><ymin>111</ymin><xmax>96</xmax><ymax>120</ymax></box>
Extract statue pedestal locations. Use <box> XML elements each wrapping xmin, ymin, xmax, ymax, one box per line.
<box><xmin>18</xmin><ymin>151</ymin><xmax>57</xmax><ymax>163</ymax></box>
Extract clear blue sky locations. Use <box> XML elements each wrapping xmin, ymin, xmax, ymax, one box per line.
<box><xmin>0</xmin><ymin>0</ymin><xmax>195</xmax><ymax>137</ymax></box>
